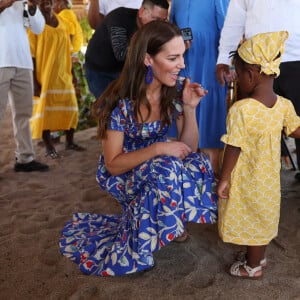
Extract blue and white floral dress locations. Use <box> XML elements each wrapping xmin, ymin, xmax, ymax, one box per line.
<box><xmin>59</xmin><ymin>98</ymin><xmax>218</xmax><ymax>276</ymax></box>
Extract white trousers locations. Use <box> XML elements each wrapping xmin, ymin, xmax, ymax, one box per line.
<box><xmin>0</xmin><ymin>67</ymin><xmax>35</xmax><ymax>163</ymax></box>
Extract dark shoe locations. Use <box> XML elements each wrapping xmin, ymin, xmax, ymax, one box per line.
<box><xmin>14</xmin><ymin>160</ymin><xmax>49</xmax><ymax>172</ymax></box>
<box><xmin>295</xmin><ymin>172</ymin><xmax>300</xmax><ymax>181</ymax></box>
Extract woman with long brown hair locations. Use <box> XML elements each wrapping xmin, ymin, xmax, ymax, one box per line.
<box><xmin>60</xmin><ymin>20</ymin><xmax>218</xmax><ymax>277</ymax></box>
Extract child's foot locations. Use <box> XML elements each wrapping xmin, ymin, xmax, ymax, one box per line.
<box><xmin>65</xmin><ymin>143</ymin><xmax>86</xmax><ymax>151</ymax></box>
<box><xmin>228</xmin><ymin>261</ymin><xmax>263</xmax><ymax>279</ymax></box>
<box><xmin>45</xmin><ymin>147</ymin><xmax>60</xmax><ymax>159</ymax></box>
<box><xmin>235</xmin><ymin>251</ymin><xmax>267</xmax><ymax>267</ymax></box>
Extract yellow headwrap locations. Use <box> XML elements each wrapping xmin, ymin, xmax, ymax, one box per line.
<box><xmin>237</xmin><ymin>31</ymin><xmax>289</xmax><ymax>77</ymax></box>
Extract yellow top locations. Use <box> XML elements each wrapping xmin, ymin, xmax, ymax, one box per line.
<box><xmin>28</xmin><ymin>15</ymin><xmax>78</xmax><ymax>139</ymax></box>
<box><xmin>219</xmin><ymin>96</ymin><xmax>300</xmax><ymax>245</ymax></box>
<box><xmin>59</xmin><ymin>8</ymin><xmax>83</xmax><ymax>53</ymax></box>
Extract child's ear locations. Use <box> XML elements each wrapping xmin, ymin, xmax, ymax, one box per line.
<box><xmin>247</xmin><ymin>65</ymin><xmax>260</xmax><ymax>83</ymax></box>
<box><xmin>247</xmin><ymin>67</ymin><xmax>257</xmax><ymax>84</ymax></box>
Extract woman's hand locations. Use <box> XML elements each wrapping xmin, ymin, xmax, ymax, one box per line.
<box><xmin>102</xmin><ymin>131</ymin><xmax>192</xmax><ymax>176</ymax></box>
<box><xmin>157</xmin><ymin>140</ymin><xmax>192</xmax><ymax>160</ymax></box>
<box><xmin>182</xmin><ymin>78</ymin><xmax>208</xmax><ymax>108</ymax></box>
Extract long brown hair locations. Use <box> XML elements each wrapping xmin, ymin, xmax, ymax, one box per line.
<box><xmin>93</xmin><ymin>20</ymin><xmax>183</xmax><ymax>139</ymax></box>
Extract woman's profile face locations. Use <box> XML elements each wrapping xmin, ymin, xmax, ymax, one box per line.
<box><xmin>150</xmin><ymin>36</ymin><xmax>186</xmax><ymax>87</ymax></box>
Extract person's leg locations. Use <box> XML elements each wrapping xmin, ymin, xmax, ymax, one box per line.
<box><xmin>65</xmin><ymin>128</ymin><xmax>74</xmax><ymax>146</ymax></box>
<box><xmin>85</xmin><ymin>65</ymin><xmax>119</xmax><ymax>99</ymax></box>
<box><xmin>0</xmin><ymin>68</ymin><xmax>11</xmax><ymax>124</ymax></box>
<box><xmin>5</xmin><ymin>68</ymin><xmax>49</xmax><ymax>171</ymax></box>
<box><xmin>229</xmin><ymin>245</ymin><xmax>266</xmax><ymax>278</ymax></box>
<box><xmin>65</xmin><ymin>128</ymin><xmax>85</xmax><ymax>151</ymax></box>
<box><xmin>43</xmin><ymin>130</ymin><xmax>59</xmax><ymax>158</ymax></box>
<box><xmin>9</xmin><ymin>68</ymin><xmax>35</xmax><ymax>164</ymax></box>
<box><xmin>246</xmin><ymin>245</ymin><xmax>266</xmax><ymax>268</ymax></box>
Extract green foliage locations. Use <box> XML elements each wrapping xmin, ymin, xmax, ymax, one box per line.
<box><xmin>79</xmin><ymin>17</ymin><xmax>94</xmax><ymax>46</ymax></box>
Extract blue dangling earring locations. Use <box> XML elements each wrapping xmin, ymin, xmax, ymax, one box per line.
<box><xmin>145</xmin><ymin>65</ymin><xmax>153</xmax><ymax>84</ymax></box>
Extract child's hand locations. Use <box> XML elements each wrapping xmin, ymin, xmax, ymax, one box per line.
<box><xmin>182</xmin><ymin>78</ymin><xmax>208</xmax><ymax>108</ymax></box>
<box><xmin>217</xmin><ymin>179</ymin><xmax>230</xmax><ymax>199</ymax></box>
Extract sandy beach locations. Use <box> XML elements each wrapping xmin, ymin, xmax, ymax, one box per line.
<box><xmin>1</xmin><ymin>105</ymin><xmax>299</xmax><ymax>299</ymax></box>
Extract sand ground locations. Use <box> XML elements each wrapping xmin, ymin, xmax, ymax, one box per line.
<box><xmin>0</xmin><ymin>106</ymin><xmax>299</xmax><ymax>300</ymax></box>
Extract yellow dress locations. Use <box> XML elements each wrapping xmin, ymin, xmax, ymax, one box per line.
<box><xmin>219</xmin><ymin>96</ymin><xmax>300</xmax><ymax>245</ymax></box>
<box><xmin>28</xmin><ymin>15</ymin><xmax>78</xmax><ymax>139</ymax></box>
<box><xmin>58</xmin><ymin>9</ymin><xmax>83</xmax><ymax>53</ymax></box>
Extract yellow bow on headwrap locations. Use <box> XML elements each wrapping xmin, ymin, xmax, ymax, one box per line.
<box><xmin>238</xmin><ymin>31</ymin><xmax>289</xmax><ymax>77</ymax></box>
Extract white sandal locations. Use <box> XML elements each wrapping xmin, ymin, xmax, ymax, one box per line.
<box><xmin>229</xmin><ymin>261</ymin><xmax>263</xmax><ymax>279</ymax></box>
<box><xmin>235</xmin><ymin>251</ymin><xmax>267</xmax><ymax>267</ymax></box>
<box><xmin>174</xmin><ymin>230</ymin><xmax>188</xmax><ymax>242</ymax></box>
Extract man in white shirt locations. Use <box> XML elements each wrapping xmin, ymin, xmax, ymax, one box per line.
<box><xmin>88</xmin><ymin>0</ymin><xmax>143</xmax><ymax>29</ymax></box>
<box><xmin>216</xmin><ymin>0</ymin><xmax>300</xmax><ymax>180</ymax></box>
<box><xmin>0</xmin><ymin>0</ymin><xmax>49</xmax><ymax>172</ymax></box>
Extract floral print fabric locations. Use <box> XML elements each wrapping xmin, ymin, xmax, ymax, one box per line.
<box><xmin>59</xmin><ymin>98</ymin><xmax>218</xmax><ymax>276</ymax></box>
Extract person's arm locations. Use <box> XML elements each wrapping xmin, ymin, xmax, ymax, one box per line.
<box><xmin>102</xmin><ymin>130</ymin><xmax>193</xmax><ymax>176</ymax></box>
<box><xmin>216</xmin><ymin>0</ymin><xmax>247</xmax><ymax>86</ymax></box>
<box><xmin>72</xmin><ymin>15</ymin><xmax>83</xmax><ymax>53</ymax></box>
<box><xmin>0</xmin><ymin>0</ymin><xmax>15</xmax><ymax>13</ymax></box>
<box><xmin>176</xmin><ymin>78</ymin><xmax>208</xmax><ymax>151</ymax></box>
<box><xmin>284</xmin><ymin>99</ymin><xmax>300</xmax><ymax>139</ymax></box>
<box><xmin>110</xmin><ymin>25</ymin><xmax>129</xmax><ymax>62</ymax></box>
<box><xmin>290</xmin><ymin>127</ymin><xmax>300</xmax><ymax>138</ymax></box>
<box><xmin>217</xmin><ymin>144</ymin><xmax>240</xmax><ymax>199</ymax></box>
<box><xmin>88</xmin><ymin>0</ymin><xmax>104</xmax><ymax>30</ymax></box>
<box><xmin>27</xmin><ymin>0</ymin><xmax>45</xmax><ymax>34</ymax></box>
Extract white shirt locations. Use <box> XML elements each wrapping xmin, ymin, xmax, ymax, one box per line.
<box><xmin>100</xmin><ymin>0</ymin><xmax>142</xmax><ymax>15</ymax></box>
<box><xmin>87</xmin><ymin>0</ymin><xmax>142</xmax><ymax>16</ymax></box>
<box><xmin>217</xmin><ymin>0</ymin><xmax>300</xmax><ymax>65</ymax></box>
<box><xmin>0</xmin><ymin>1</ymin><xmax>45</xmax><ymax>69</ymax></box>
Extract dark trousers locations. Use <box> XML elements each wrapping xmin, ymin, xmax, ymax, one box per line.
<box><xmin>274</xmin><ymin>61</ymin><xmax>300</xmax><ymax>169</ymax></box>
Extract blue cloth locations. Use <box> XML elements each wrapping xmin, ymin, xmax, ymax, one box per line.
<box><xmin>85</xmin><ymin>64</ymin><xmax>119</xmax><ymax>99</ymax></box>
<box><xmin>168</xmin><ymin>0</ymin><xmax>229</xmax><ymax>148</ymax></box>
<box><xmin>59</xmin><ymin>98</ymin><xmax>218</xmax><ymax>276</ymax></box>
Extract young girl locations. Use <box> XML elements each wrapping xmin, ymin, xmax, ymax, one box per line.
<box><xmin>59</xmin><ymin>21</ymin><xmax>218</xmax><ymax>277</ymax></box>
<box><xmin>217</xmin><ymin>31</ymin><xmax>300</xmax><ymax>279</ymax></box>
